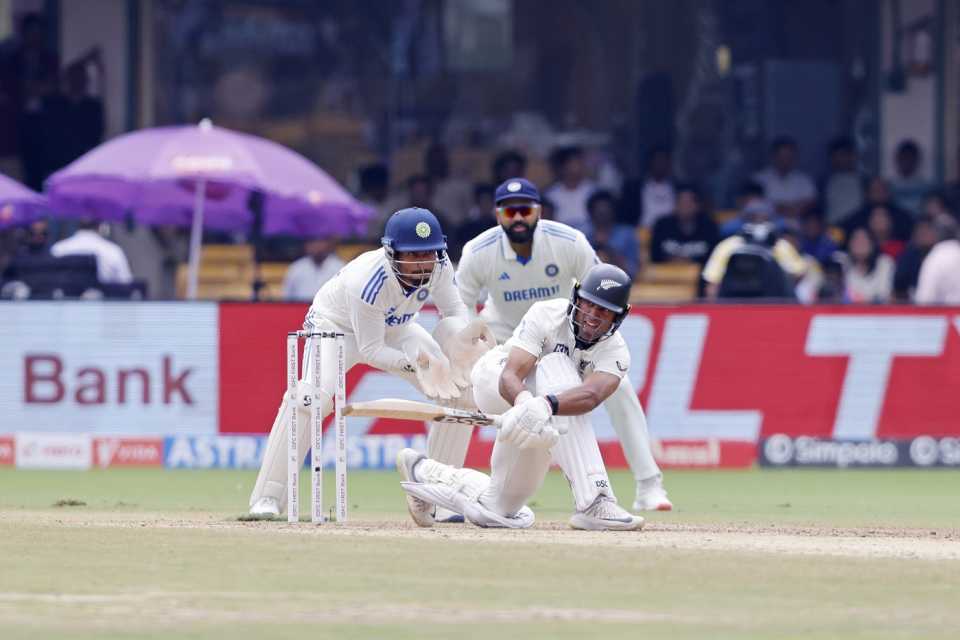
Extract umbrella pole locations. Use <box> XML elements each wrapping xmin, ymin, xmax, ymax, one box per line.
<box><xmin>186</xmin><ymin>178</ymin><xmax>206</xmax><ymax>300</ymax></box>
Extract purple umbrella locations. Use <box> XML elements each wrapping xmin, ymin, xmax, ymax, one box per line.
<box><xmin>46</xmin><ymin>119</ymin><xmax>372</xmax><ymax>299</ymax></box>
<box><xmin>0</xmin><ymin>173</ymin><xmax>47</xmax><ymax>229</ymax></box>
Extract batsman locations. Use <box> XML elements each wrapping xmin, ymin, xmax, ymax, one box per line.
<box><xmin>398</xmin><ymin>263</ymin><xmax>644</xmax><ymax>530</ymax></box>
<box><xmin>249</xmin><ymin>207</ymin><xmax>493</xmax><ymax>517</ymax></box>
<box><xmin>431</xmin><ymin>178</ymin><xmax>672</xmax><ymax>513</ymax></box>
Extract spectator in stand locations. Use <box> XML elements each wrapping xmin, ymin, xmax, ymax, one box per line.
<box><xmin>843</xmin><ymin>227</ymin><xmax>894</xmax><ymax>303</ymax></box>
<box><xmin>358</xmin><ymin>163</ymin><xmax>391</xmax><ymax>242</ymax></box>
<box><xmin>50</xmin><ymin>218</ymin><xmax>132</xmax><ymax>284</ymax></box>
<box><xmin>60</xmin><ymin>55</ymin><xmax>104</xmax><ymax>166</ymax></box>
<box><xmin>798</xmin><ymin>209</ymin><xmax>838</xmax><ymax>263</ymax></box>
<box><xmin>702</xmin><ymin>208</ymin><xmax>808</xmax><ymax>299</ymax></box>
<box><xmin>890</xmin><ymin>139</ymin><xmax>933</xmax><ymax>216</ymax></box>
<box><xmin>823</xmin><ymin>136</ymin><xmax>864</xmax><ymax>224</ymax></box>
<box><xmin>916</xmin><ymin>213</ymin><xmax>960</xmax><ymax>305</ymax></box>
<box><xmin>544</xmin><ymin>146</ymin><xmax>595</xmax><ymax>232</ymax></box>
<box><xmin>752</xmin><ymin>136</ymin><xmax>817</xmax><ymax>219</ymax></box>
<box><xmin>619</xmin><ymin>146</ymin><xmax>675</xmax><ymax>228</ymax></box>
<box><xmin>720</xmin><ymin>181</ymin><xmax>777</xmax><ymax>237</ymax></box>
<box><xmin>491</xmin><ymin>149</ymin><xmax>527</xmax><ymax>185</ymax></box>
<box><xmin>585</xmin><ymin>190</ymin><xmax>639</xmax><ymax>279</ymax></box>
<box><xmin>0</xmin><ymin>13</ymin><xmax>59</xmax><ymax>161</ymax></box>
<box><xmin>384</xmin><ymin>174</ymin><xmax>449</xmax><ymax>233</ymax></box>
<box><xmin>863</xmin><ymin>205</ymin><xmax>906</xmax><ymax>260</ymax></box>
<box><xmin>16</xmin><ymin>219</ymin><xmax>50</xmax><ymax>257</ymax></box>
<box><xmin>841</xmin><ymin>176</ymin><xmax>913</xmax><ymax>244</ymax></box>
<box><xmin>893</xmin><ymin>215</ymin><xmax>938</xmax><ymax>302</ymax></box>
<box><xmin>650</xmin><ymin>182</ymin><xmax>718</xmax><ymax>265</ymax></box>
<box><xmin>425</xmin><ymin>142</ymin><xmax>472</xmax><ymax>225</ymax></box>
<box><xmin>450</xmin><ymin>183</ymin><xmax>495</xmax><ymax>263</ymax></box>
<box><xmin>922</xmin><ymin>190</ymin><xmax>952</xmax><ymax>219</ymax></box>
<box><xmin>282</xmin><ymin>236</ymin><xmax>346</xmax><ymax>301</ymax></box>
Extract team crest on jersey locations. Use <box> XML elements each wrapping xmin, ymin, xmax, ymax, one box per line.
<box><xmin>545</xmin><ymin>263</ymin><xmax>559</xmax><ymax>277</ymax></box>
<box><xmin>415</xmin><ymin>222</ymin><xmax>431</xmax><ymax>238</ymax></box>
<box><xmin>416</xmin><ymin>288</ymin><xmax>429</xmax><ymax>301</ymax></box>
<box><xmin>553</xmin><ymin>344</ymin><xmax>570</xmax><ymax>355</ymax></box>
<box><xmin>598</xmin><ymin>279</ymin><xmax>621</xmax><ymax>291</ymax></box>
<box><xmin>578</xmin><ymin>360</ymin><xmax>589</xmax><ymax>373</ymax></box>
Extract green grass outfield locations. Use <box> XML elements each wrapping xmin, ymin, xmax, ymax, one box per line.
<box><xmin>1</xmin><ymin>468</ymin><xmax>959</xmax><ymax>639</ymax></box>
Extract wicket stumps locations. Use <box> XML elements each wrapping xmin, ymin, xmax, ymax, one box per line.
<box><xmin>286</xmin><ymin>330</ymin><xmax>347</xmax><ymax>524</ymax></box>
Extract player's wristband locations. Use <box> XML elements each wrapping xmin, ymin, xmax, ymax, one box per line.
<box><xmin>545</xmin><ymin>394</ymin><xmax>559</xmax><ymax>415</ymax></box>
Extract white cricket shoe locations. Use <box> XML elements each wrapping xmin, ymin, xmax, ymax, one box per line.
<box><xmin>569</xmin><ymin>496</ymin><xmax>645</xmax><ymax>531</ymax></box>
<box><xmin>396</xmin><ymin>448</ymin><xmax>435</xmax><ymax>528</ymax></box>
<box><xmin>633</xmin><ymin>475</ymin><xmax>673</xmax><ymax>512</ymax></box>
<box><xmin>249</xmin><ymin>496</ymin><xmax>281</xmax><ymax>518</ymax></box>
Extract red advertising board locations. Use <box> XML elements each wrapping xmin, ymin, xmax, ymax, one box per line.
<box><xmin>218</xmin><ymin>303</ymin><xmax>960</xmax><ymax>468</ymax></box>
<box><xmin>92</xmin><ymin>437</ymin><xmax>164</xmax><ymax>468</ymax></box>
<box><xmin>0</xmin><ymin>436</ymin><xmax>13</xmax><ymax>466</ymax></box>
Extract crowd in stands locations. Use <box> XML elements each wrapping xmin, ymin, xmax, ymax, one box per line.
<box><xmin>3</xmin><ymin>132</ymin><xmax>960</xmax><ymax>305</ymax></box>
<box><xmin>350</xmin><ymin>136</ymin><xmax>960</xmax><ymax>306</ymax></box>
<box><xmin>0</xmin><ymin>10</ymin><xmax>958</xmax><ymax>309</ymax></box>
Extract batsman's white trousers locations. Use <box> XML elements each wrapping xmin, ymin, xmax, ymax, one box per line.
<box><xmin>469</xmin><ymin>350</ymin><xmax>616</xmax><ymax>516</ymax></box>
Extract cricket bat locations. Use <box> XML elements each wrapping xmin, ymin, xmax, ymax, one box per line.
<box><xmin>342</xmin><ymin>399</ymin><xmax>501</xmax><ymax>427</ymax></box>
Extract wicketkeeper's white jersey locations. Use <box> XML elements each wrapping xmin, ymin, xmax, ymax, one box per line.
<box><xmin>503</xmin><ymin>298</ymin><xmax>630</xmax><ymax>380</ymax></box>
<box><xmin>307</xmin><ymin>248</ymin><xmax>468</xmax><ymax>372</ymax></box>
<box><xmin>456</xmin><ymin>220</ymin><xmax>598</xmax><ymax>342</ymax></box>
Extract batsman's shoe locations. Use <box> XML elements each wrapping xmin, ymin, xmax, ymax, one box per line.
<box><xmin>434</xmin><ymin>506</ymin><xmax>465</xmax><ymax>524</ymax></box>
<box><xmin>249</xmin><ymin>496</ymin><xmax>281</xmax><ymax>518</ymax></box>
<box><xmin>569</xmin><ymin>496</ymin><xmax>645</xmax><ymax>531</ymax></box>
<box><xmin>396</xmin><ymin>448</ymin><xmax>435</xmax><ymax>528</ymax></box>
<box><xmin>633</xmin><ymin>475</ymin><xmax>673</xmax><ymax>512</ymax></box>
<box><xmin>464</xmin><ymin>500</ymin><xmax>535</xmax><ymax>529</ymax></box>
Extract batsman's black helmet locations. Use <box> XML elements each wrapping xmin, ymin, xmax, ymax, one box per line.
<box><xmin>567</xmin><ymin>263</ymin><xmax>632</xmax><ymax>346</ymax></box>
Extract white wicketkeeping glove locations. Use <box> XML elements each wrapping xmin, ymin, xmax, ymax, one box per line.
<box><xmin>413</xmin><ymin>349</ymin><xmax>461</xmax><ymax>401</ymax></box>
<box><xmin>498</xmin><ymin>395</ymin><xmax>560</xmax><ymax>450</ymax></box>
<box><xmin>446</xmin><ymin>319</ymin><xmax>496</xmax><ymax>389</ymax></box>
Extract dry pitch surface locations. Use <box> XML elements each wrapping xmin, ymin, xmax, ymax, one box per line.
<box><xmin>1</xmin><ymin>468</ymin><xmax>959</xmax><ymax>639</ymax></box>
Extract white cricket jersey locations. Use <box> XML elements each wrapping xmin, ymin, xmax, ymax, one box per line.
<box><xmin>307</xmin><ymin>248</ymin><xmax>468</xmax><ymax>372</ymax></box>
<box><xmin>456</xmin><ymin>220</ymin><xmax>598</xmax><ymax>342</ymax></box>
<box><xmin>503</xmin><ymin>298</ymin><xmax>630</xmax><ymax>381</ymax></box>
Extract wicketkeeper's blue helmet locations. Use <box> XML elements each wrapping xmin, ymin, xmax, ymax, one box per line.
<box><xmin>381</xmin><ymin>207</ymin><xmax>447</xmax><ymax>255</ymax></box>
<box><xmin>381</xmin><ymin>207</ymin><xmax>447</xmax><ymax>290</ymax></box>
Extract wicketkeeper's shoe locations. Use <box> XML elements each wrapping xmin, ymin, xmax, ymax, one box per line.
<box><xmin>396</xmin><ymin>448</ymin><xmax>436</xmax><ymax>528</ymax></box>
<box><xmin>569</xmin><ymin>496</ymin><xmax>645</xmax><ymax>531</ymax></box>
<box><xmin>633</xmin><ymin>474</ymin><xmax>673</xmax><ymax>512</ymax></box>
<box><xmin>249</xmin><ymin>496</ymin><xmax>281</xmax><ymax>518</ymax></box>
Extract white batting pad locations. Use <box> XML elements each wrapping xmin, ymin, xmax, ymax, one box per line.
<box><xmin>535</xmin><ymin>352</ymin><xmax>616</xmax><ymax>512</ymax></box>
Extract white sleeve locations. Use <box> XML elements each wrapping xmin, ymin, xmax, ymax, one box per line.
<box><xmin>915</xmin><ymin>251</ymin><xmax>938</xmax><ymax>304</ymax></box>
<box><xmin>349</xmin><ymin>293</ymin><xmax>410</xmax><ymax>372</ymax></box>
<box><xmin>592</xmin><ymin>335</ymin><xmax>631</xmax><ymax>380</ymax></box>
<box><xmin>281</xmin><ymin>262</ymin><xmax>298</xmax><ymax>300</ymax></box>
<box><xmin>109</xmin><ymin>247</ymin><xmax>134</xmax><ymax>284</ymax></box>
<box><xmin>430</xmin><ymin>261</ymin><xmax>469</xmax><ymax>320</ymax></box>
<box><xmin>573</xmin><ymin>231</ymin><xmax>600</xmax><ymax>280</ymax></box>
<box><xmin>504</xmin><ymin>305</ymin><xmax>548</xmax><ymax>358</ymax></box>
<box><xmin>454</xmin><ymin>248</ymin><xmax>484</xmax><ymax>318</ymax></box>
